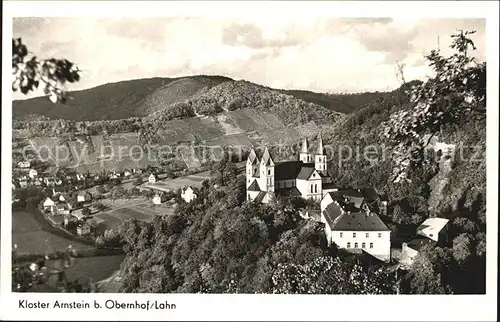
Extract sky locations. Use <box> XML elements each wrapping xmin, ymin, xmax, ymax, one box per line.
<box><xmin>13</xmin><ymin>17</ymin><xmax>485</xmax><ymax>99</ymax></box>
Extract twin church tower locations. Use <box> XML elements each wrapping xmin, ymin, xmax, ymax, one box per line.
<box><xmin>246</xmin><ymin>134</ymin><xmax>333</xmax><ymax>204</ymax></box>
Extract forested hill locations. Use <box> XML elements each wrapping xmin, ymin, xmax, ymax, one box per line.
<box><xmin>12</xmin><ymin>75</ymin><xmax>384</xmax><ymax>121</ymax></box>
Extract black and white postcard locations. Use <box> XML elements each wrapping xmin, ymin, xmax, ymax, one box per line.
<box><xmin>1</xmin><ymin>1</ymin><xmax>498</xmax><ymax>321</ymax></box>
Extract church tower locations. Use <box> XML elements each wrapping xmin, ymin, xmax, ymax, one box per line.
<box><xmin>299</xmin><ymin>137</ymin><xmax>313</xmax><ymax>163</ymax></box>
<box><xmin>246</xmin><ymin>148</ymin><xmax>260</xmax><ymax>188</ymax></box>
<box><xmin>315</xmin><ymin>133</ymin><xmax>327</xmax><ymax>173</ymax></box>
<box><xmin>258</xmin><ymin>147</ymin><xmax>275</xmax><ymax>192</ymax></box>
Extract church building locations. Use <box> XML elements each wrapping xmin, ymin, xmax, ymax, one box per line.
<box><xmin>246</xmin><ymin>134</ymin><xmax>336</xmax><ymax>204</ymax></box>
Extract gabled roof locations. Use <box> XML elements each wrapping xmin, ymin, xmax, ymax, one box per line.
<box><xmin>296</xmin><ymin>166</ymin><xmax>319</xmax><ymax>180</ymax></box>
<box><xmin>417</xmin><ymin>217</ymin><xmax>449</xmax><ymax>235</ymax></box>
<box><xmin>254</xmin><ymin>191</ymin><xmax>267</xmax><ymax>203</ymax></box>
<box><xmin>280</xmin><ymin>187</ymin><xmax>302</xmax><ymax>197</ymax></box>
<box><xmin>325</xmin><ymin>189</ymin><xmax>365</xmax><ymax>211</ymax></box>
<box><xmin>260</xmin><ymin>147</ymin><xmax>274</xmax><ymax>166</ymax></box>
<box><xmin>248</xmin><ymin>180</ymin><xmax>261</xmax><ymax>191</ymax></box>
<box><xmin>247</xmin><ymin>148</ymin><xmax>260</xmax><ymax>165</ymax></box>
<box><xmin>275</xmin><ymin>161</ymin><xmax>305</xmax><ymax>180</ymax></box>
<box><xmin>323</xmin><ymin>203</ymin><xmax>390</xmax><ymax>232</ymax></box>
<box><xmin>323</xmin><ymin>203</ymin><xmax>343</xmax><ymax>228</ymax></box>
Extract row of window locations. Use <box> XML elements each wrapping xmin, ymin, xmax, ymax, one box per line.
<box><xmin>310</xmin><ymin>184</ymin><xmax>318</xmax><ymax>193</ymax></box>
<box><xmin>340</xmin><ymin>232</ymin><xmax>383</xmax><ymax>238</ymax></box>
<box><xmin>347</xmin><ymin>242</ymin><xmax>373</xmax><ymax>249</ymax></box>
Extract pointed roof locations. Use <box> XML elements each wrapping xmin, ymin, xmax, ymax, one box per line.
<box><xmin>300</xmin><ymin>137</ymin><xmax>309</xmax><ymax>154</ymax></box>
<box><xmin>247</xmin><ymin>148</ymin><xmax>259</xmax><ymax>165</ymax></box>
<box><xmin>316</xmin><ymin>133</ymin><xmax>325</xmax><ymax>155</ymax></box>
<box><xmin>248</xmin><ymin>180</ymin><xmax>261</xmax><ymax>191</ymax></box>
<box><xmin>261</xmin><ymin>147</ymin><xmax>274</xmax><ymax>166</ymax></box>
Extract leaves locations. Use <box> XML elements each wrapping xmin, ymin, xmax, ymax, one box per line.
<box><xmin>12</xmin><ymin>38</ymin><xmax>81</xmax><ymax>103</ymax></box>
<box><xmin>381</xmin><ymin>30</ymin><xmax>485</xmax><ymax>183</ymax></box>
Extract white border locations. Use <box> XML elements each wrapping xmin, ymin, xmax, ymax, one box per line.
<box><xmin>2</xmin><ymin>1</ymin><xmax>498</xmax><ymax>321</ymax></box>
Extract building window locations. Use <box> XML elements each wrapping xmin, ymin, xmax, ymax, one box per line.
<box><xmin>362</xmin><ymin>242</ymin><xmax>366</xmax><ymax>248</ymax></box>
<box><xmin>366</xmin><ymin>233</ymin><xmax>369</xmax><ymax>238</ymax></box>
<box><xmin>340</xmin><ymin>232</ymin><xmax>343</xmax><ymax>238</ymax></box>
<box><xmin>268</xmin><ymin>169</ymin><xmax>271</xmax><ymax>175</ymax></box>
<box><xmin>370</xmin><ymin>243</ymin><xmax>373</xmax><ymax>249</ymax></box>
<box><xmin>314</xmin><ymin>184</ymin><xmax>317</xmax><ymax>193</ymax></box>
<box><xmin>378</xmin><ymin>233</ymin><xmax>382</xmax><ymax>238</ymax></box>
<box><xmin>347</xmin><ymin>242</ymin><xmax>351</xmax><ymax>248</ymax></box>
<box><xmin>429</xmin><ymin>234</ymin><xmax>434</xmax><ymax>237</ymax></box>
<box><xmin>310</xmin><ymin>185</ymin><xmax>313</xmax><ymax>193</ymax></box>
<box><xmin>354</xmin><ymin>242</ymin><xmax>358</xmax><ymax>248</ymax></box>
<box><xmin>353</xmin><ymin>232</ymin><xmax>356</xmax><ymax>238</ymax></box>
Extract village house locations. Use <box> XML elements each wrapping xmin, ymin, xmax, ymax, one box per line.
<box><xmin>181</xmin><ymin>186</ymin><xmax>197</xmax><ymax>203</ymax></box>
<box><xmin>33</xmin><ymin>178</ymin><xmax>42</xmax><ymax>186</ymax></box>
<box><xmin>124</xmin><ymin>170</ymin><xmax>132</xmax><ymax>177</ymax></box>
<box><xmin>400</xmin><ymin>217</ymin><xmax>450</xmax><ymax>268</ymax></box>
<box><xmin>18</xmin><ymin>161</ymin><xmax>31</xmax><ymax>168</ymax></box>
<box><xmin>43</xmin><ymin>197</ymin><xmax>57</xmax><ymax>213</ymax></box>
<box><xmin>153</xmin><ymin>192</ymin><xmax>167</xmax><ymax>205</ymax></box>
<box><xmin>29</xmin><ymin>169</ymin><xmax>38</xmax><ymax>179</ymax></box>
<box><xmin>149</xmin><ymin>173</ymin><xmax>159</xmax><ymax>184</ymax></box>
<box><xmin>246</xmin><ymin>134</ymin><xmax>335</xmax><ymax>204</ymax></box>
<box><xmin>76</xmin><ymin>222</ymin><xmax>91</xmax><ymax>236</ymax></box>
<box><xmin>56</xmin><ymin>203</ymin><xmax>71</xmax><ymax>215</ymax></box>
<box><xmin>321</xmin><ymin>201</ymin><xmax>391</xmax><ymax>262</ymax></box>
<box><xmin>77</xmin><ymin>191</ymin><xmax>92</xmax><ymax>203</ymax></box>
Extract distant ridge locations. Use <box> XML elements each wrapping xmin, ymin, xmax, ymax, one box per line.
<box><xmin>12</xmin><ymin>75</ymin><xmax>385</xmax><ymax>122</ymax></box>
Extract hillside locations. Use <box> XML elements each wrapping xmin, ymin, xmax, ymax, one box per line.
<box><xmin>12</xmin><ymin>76</ymin><xmax>384</xmax><ymax>122</ymax></box>
<box><xmin>282</xmin><ymin>89</ymin><xmax>384</xmax><ymax>114</ymax></box>
<box><xmin>12</xmin><ymin>75</ymin><xmax>233</xmax><ymax>121</ymax></box>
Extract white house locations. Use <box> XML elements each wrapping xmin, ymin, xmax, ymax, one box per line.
<box><xmin>77</xmin><ymin>191</ymin><xmax>92</xmax><ymax>203</ymax></box>
<box><xmin>321</xmin><ymin>201</ymin><xmax>391</xmax><ymax>262</ymax></box>
<box><xmin>124</xmin><ymin>170</ymin><xmax>132</xmax><ymax>177</ymax></box>
<box><xmin>28</xmin><ymin>169</ymin><xmax>38</xmax><ymax>179</ymax></box>
<box><xmin>149</xmin><ymin>173</ymin><xmax>159</xmax><ymax>184</ymax></box>
<box><xmin>153</xmin><ymin>193</ymin><xmax>167</xmax><ymax>205</ymax></box>
<box><xmin>181</xmin><ymin>187</ymin><xmax>197</xmax><ymax>203</ymax></box>
<box><xmin>400</xmin><ymin>217</ymin><xmax>450</xmax><ymax>268</ymax></box>
<box><xmin>246</xmin><ymin>134</ymin><xmax>334</xmax><ymax>204</ymax></box>
<box><xmin>18</xmin><ymin>161</ymin><xmax>31</xmax><ymax>168</ymax></box>
<box><xmin>416</xmin><ymin>217</ymin><xmax>449</xmax><ymax>242</ymax></box>
<box><xmin>43</xmin><ymin>197</ymin><xmax>57</xmax><ymax>212</ymax></box>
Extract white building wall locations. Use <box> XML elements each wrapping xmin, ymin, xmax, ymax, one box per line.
<box><xmin>330</xmin><ymin>230</ymin><xmax>391</xmax><ymax>262</ymax></box>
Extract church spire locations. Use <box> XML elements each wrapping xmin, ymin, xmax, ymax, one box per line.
<box><xmin>316</xmin><ymin>133</ymin><xmax>325</xmax><ymax>155</ymax></box>
<box><xmin>300</xmin><ymin>136</ymin><xmax>309</xmax><ymax>154</ymax></box>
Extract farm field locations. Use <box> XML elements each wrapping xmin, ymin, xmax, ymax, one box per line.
<box><xmin>145</xmin><ymin>171</ymin><xmax>211</xmax><ymax>192</ymax></box>
<box><xmin>12</xmin><ymin>211</ymin><xmax>93</xmax><ymax>256</ymax></box>
<box><xmin>60</xmin><ymin>254</ymin><xmax>125</xmax><ymax>282</ymax></box>
<box><xmin>94</xmin><ymin>198</ymin><xmax>173</xmax><ymax>232</ymax></box>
